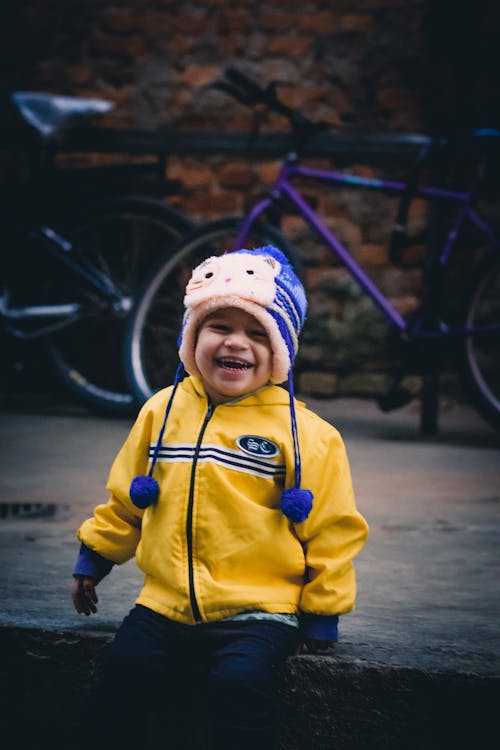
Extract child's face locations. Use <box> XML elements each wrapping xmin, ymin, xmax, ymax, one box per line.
<box><xmin>194</xmin><ymin>307</ymin><xmax>273</xmax><ymax>404</ymax></box>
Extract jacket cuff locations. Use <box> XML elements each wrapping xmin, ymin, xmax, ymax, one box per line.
<box><xmin>300</xmin><ymin>614</ymin><xmax>339</xmax><ymax>642</ymax></box>
<box><xmin>73</xmin><ymin>542</ymin><xmax>114</xmax><ymax>583</ymax></box>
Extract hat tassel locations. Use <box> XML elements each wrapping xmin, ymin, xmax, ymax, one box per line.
<box><xmin>130</xmin><ymin>364</ymin><xmax>185</xmax><ymax>509</ymax></box>
<box><xmin>280</xmin><ymin>371</ymin><xmax>314</xmax><ymax>523</ymax></box>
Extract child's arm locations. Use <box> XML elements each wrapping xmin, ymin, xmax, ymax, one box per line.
<box><xmin>71</xmin><ymin>542</ymin><xmax>115</xmax><ymax>615</ymax></box>
<box><xmin>295</xmin><ymin>420</ymin><xmax>369</xmax><ymax>639</ymax></box>
<box><xmin>71</xmin><ymin>401</ymin><xmax>158</xmax><ymax>614</ymax></box>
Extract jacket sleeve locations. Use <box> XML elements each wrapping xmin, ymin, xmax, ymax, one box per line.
<box><xmin>294</xmin><ymin>419</ymin><xmax>369</xmax><ymax>617</ymax></box>
<box><xmin>76</xmin><ymin>403</ymin><xmax>156</xmax><ymax>565</ymax></box>
<box><xmin>73</xmin><ymin>542</ymin><xmax>115</xmax><ymax>583</ymax></box>
<box><xmin>300</xmin><ymin>613</ymin><xmax>339</xmax><ymax>641</ymax></box>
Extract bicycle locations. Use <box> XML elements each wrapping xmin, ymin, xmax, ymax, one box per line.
<box><xmin>1</xmin><ymin>91</ymin><xmax>194</xmax><ymax>415</ymax></box>
<box><xmin>125</xmin><ymin>68</ymin><xmax>500</xmax><ymax>434</ymax></box>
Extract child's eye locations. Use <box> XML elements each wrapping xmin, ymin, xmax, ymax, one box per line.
<box><xmin>251</xmin><ymin>329</ymin><xmax>268</xmax><ymax>339</ymax></box>
<box><xmin>205</xmin><ymin>272</ymin><xmax>214</xmax><ymax>278</ymax></box>
<box><xmin>246</xmin><ymin>269</ymin><xmax>255</xmax><ymax>275</ymax></box>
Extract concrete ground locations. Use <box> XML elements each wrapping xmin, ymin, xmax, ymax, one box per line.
<box><xmin>1</xmin><ymin>392</ymin><xmax>499</xmax><ymax>678</ymax></box>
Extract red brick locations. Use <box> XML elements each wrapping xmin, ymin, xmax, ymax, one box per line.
<box><xmin>182</xmin><ymin>190</ymin><xmax>241</xmax><ymax>220</ymax></box>
<box><xmin>258</xmin><ymin>161</ymin><xmax>281</xmax><ymax>186</ymax></box>
<box><xmin>168</xmin><ymin>35</ymin><xmax>190</xmax><ymax>57</ymax></box>
<box><xmin>297</xmin><ymin>12</ymin><xmax>338</xmax><ymax>34</ymax></box>
<box><xmin>388</xmin><ymin>295</ymin><xmax>420</xmax><ymax>316</ymax></box>
<box><xmin>281</xmin><ymin>215</ymin><xmax>306</xmax><ymax>238</ymax></box>
<box><xmin>267</xmin><ymin>36</ymin><xmax>311</xmax><ymax>57</ymax></box>
<box><xmin>408</xmin><ymin>198</ymin><xmax>428</xmax><ymax>219</ymax></box>
<box><xmin>305</xmin><ymin>266</ymin><xmax>346</xmax><ymax>290</ymax></box>
<box><xmin>339</xmin><ymin>13</ymin><xmax>374</xmax><ymax>33</ymax></box>
<box><xmin>356</xmin><ymin>243</ymin><xmax>389</xmax><ymax>266</ymax></box>
<box><xmin>218</xmin><ymin>161</ymin><xmax>255</xmax><ymax>189</ymax></box>
<box><xmin>260</xmin><ymin>59</ymin><xmax>301</xmax><ymax>84</ymax></box>
<box><xmin>167</xmin><ymin>160</ymin><xmax>213</xmax><ymax>189</ymax></box>
<box><xmin>349</xmin><ymin>165</ymin><xmax>378</xmax><ymax>179</ymax></box>
<box><xmin>278</xmin><ymin>86</ymin><xmax>330</xmax><ymax>109</ymax></box>
<box><xmin>87</xmin><ymin>33</ymin><xmax>147</xmax><ymax>59</ymax></box>
<box><xmin>400</xmin><ymin>244</ymin><xmax>427</xmax><ymax>268</ymax></box>
<box><xmin>179</xmin><ymin>65</ymin><xmax>220</xmax><ymax>88</ymax></box>
<box><xmin>409</xmin><ymin>268</ymin><xmax>424</xmax><ymax>295</ymax></box>
<box><xmin>380</xmin><ymin>267</ymin><xmax>412</xmax><ymax>296</ymax></box>
<box><xmin>64</xmin><ymin>64</ymin><xmax>94</xmax><ymax>86</ymax></box>
<box><xmin>259</xmin><ymin>11</ymin><xmax>296</xmax><ymax>30</ymax></box>
<box><xmin>215</xmin><ymin>9</ymin><xmax>252</xmax><ymax>32</ymax></box>
<box><xmin>323</xmin><ymin>216</ymin><xmax>362</xmax><ymax>252</ymax></box>
<box><xmin>320</xmin><ymin>196</ymin><xmax>350</xmax><ymax>219</ymax></box>
<box><xmin>174</xmin><ymin>12</ymin><xmax>210</xmax><ymax>34</ymax></box>
<box><xmin>138</xmin><ymin>11</ymin><xmax>174</xmax><ymax>35</ymax></box>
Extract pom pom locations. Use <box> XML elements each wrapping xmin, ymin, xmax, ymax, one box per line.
<box><xmin>280</xmin><ymin>488</ymin><xmax>313</xmax><ymax>523</ymax></box>
<box><xmin>130</xmin><ymin>475</ymin><xmax>159</xmax><ymax>509</ymax></box>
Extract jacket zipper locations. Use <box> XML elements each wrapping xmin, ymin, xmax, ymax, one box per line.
<box><xmin>186</xmin><ymin>403</ymin><xmax>215</xmax><ymax>623</ymax></box>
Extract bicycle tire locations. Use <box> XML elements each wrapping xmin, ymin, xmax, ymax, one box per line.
<box><xmin>458</xmin><ymin>250</ymin><xmax>500</xmax><ymax>433</ymax></box>
<box><xmin>124</xmin><ymin>216</ymin><xmax>299</xmax><ymax>405</ymax></box>
<box><xmin>46</xmin><ymin>197</ymin><xmax>194</xmax><ymax>416</ymax></box>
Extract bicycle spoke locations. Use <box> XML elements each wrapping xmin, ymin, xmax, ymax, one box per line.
<box><xmin>460</xmin><ymin>253</ymin><xmax>500</xmax><ymax>430</ymax></box>
<box><xmin>46</xmin><ymin>199</ymin><xmax>191</xmax><ymax>415</ymax></box>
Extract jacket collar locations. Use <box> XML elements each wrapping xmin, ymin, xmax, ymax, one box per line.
<box><xmin>181</xmin><ymin>374</ymin><xmax>302</xmax><ymax>408</ymax></box>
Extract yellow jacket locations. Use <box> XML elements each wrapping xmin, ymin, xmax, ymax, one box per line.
<box><xmin>77</xmin><ymin>376</ymin><xmax>368</xmax><ymax>626</ymax></box>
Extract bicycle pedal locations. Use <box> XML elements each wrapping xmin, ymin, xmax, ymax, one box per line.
<box><xmin>377</xmin><ymin>386</ymin><xmax>413</xmax><ymax>412</ymax></box>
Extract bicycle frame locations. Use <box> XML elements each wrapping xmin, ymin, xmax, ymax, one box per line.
<box><xmin>1</xmin><ymin>225</ymin><xmax>132</xmax><ymax>340</ymax></box>
<box><xmin>233</xmin><ymin>157</ymin><xmax>500</xmax><ymax>340</ymax></box>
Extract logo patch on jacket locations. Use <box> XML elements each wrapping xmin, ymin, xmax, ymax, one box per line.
<box><xmin>236</xmin><ymin>435</ymin><xmax>280</xmax><ymax>457</ymax></box>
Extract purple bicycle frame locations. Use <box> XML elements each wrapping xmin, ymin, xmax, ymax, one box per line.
<box><xmin>233</xmin><ymin>160</ymin><xmax>500</xmax><ymax>337</ymax></box>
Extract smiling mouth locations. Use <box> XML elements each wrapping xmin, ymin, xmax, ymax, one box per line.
<box><xmin>216</xmin><ymin>358</ymin><xmax>253</xmax><ymax>370</ymax></box>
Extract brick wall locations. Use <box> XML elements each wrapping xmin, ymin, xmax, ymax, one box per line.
<box><xmin>2</xmin><ymin>0</ymin><xmax>499</xmax><ymax>398</ymax></box>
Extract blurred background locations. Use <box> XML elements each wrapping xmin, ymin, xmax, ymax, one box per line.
<box><xmin>1</xmin><ymin>0</ymin><xmax>499</xmax><ymax>409</ymax></box>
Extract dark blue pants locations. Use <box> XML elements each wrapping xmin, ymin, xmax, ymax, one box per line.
<box><xmin>92</xmin><ymin>604</ymin><xmax>299</xmax><ymax>750</ymax></box>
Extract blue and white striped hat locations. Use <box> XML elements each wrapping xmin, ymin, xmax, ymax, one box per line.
<box><xmin>179</xmin><ymin>245</ymin><xmax>307</xmax><ymax>384</ymax></box>
<box><xmin>130</xmin><ymin>245</ymin><xmax>314</xmax><ymax>523</ymax></box>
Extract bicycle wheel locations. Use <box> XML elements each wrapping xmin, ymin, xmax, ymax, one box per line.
<box><xmin>458</xmin><ymin>251</ymin><xmax>500</xmax><ymax>432</ymax></box>
<box><xmin>46</xmin><ymin>197</ymin><xmax>193</xmax><ymax>416</ymax></box>
<box><xmin>125</xmin><ymin>216</ymin><xmax>299</xmax><ymax>405</ymax></box>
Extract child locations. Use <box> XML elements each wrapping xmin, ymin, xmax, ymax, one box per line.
<box><xmin>72</xmin><ymin>245</ymin><xmax>368</xmax><ymax>750</ymax></box>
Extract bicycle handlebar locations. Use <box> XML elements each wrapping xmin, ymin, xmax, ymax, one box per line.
<box><xmin>214</xmin><ymin>68</ymin><xmax>499</xmax><ymax>265</ymax></box>
<box><xmin>213</xmin><ymin>67</ymin><xmax>331</xmax><ymax>149</ymax></box>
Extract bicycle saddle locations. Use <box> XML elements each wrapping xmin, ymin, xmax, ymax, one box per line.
<box><xmin>11</xmin><ymin>92</ymin><xmax>114</xmax><ymax>139</ymax></box>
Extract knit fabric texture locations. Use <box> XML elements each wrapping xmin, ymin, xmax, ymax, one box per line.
<box><xmin>178</xmin><ymin>246</ymin><xmax>306</xmax><ymax>384</ymax></box>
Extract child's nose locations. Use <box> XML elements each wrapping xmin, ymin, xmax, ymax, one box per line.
<box><xmin>224</xmin><ymin>330</ymin><xmax>246</xmax><ymax>347</ymax></box>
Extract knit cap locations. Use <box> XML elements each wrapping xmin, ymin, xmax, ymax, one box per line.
<box><xmin>179</xmin><ymin>245</ymin><xmax>306</xmax><ymax>383</ymax></box>
<box><xmin>130</xmin><ymin>245</ymin><xmax>314</xmax><ymax>523</ymax></box>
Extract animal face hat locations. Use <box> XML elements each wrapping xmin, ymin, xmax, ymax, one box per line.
<box><xmin>130</xmin><ymin>245</ymin><xmax>314</xmax><ymax>523</ymax></box>
<box><xmin>179</xmin><ymin>245</ymin><xmax>307</xmax><ymax>383</ymax></box>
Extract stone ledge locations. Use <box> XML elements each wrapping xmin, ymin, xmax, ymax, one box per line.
<box><xmin>1</xmin><ymin>625</ymin><xmax>497</xmax><ymax>750</ymax></box>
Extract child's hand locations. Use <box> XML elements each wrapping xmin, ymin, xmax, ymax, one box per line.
<box><xmin>297</xmin><ymin>638</ymin><xmax>336</xmax><ymax>655</ymax></box>
<box><xmin>72</xmin><ymin>575</ymin><xmax>98</xmax><ymax>616</ymax></box>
